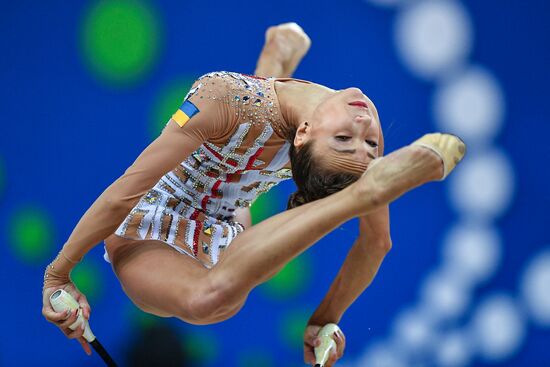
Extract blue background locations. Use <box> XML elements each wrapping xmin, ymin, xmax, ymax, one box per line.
<box><xmin>1</xmin><ymin>0</ymin><xmax>548</xmax><ymax>366</ymax></box>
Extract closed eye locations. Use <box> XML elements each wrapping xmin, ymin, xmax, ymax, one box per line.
<box><xmin>366</xmin><ymin>140</ymin><xmax>379</xmax><ymax>148</ymax></box>
<box><xmin>335</xmin><ymin>136</ymin><xmax>351</xmax><ymax>142</ymax></box>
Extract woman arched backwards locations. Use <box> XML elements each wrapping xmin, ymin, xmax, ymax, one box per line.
<box><xmin>42</xmin><ymin>23</ymin><xmax>465</xmax><ymax>367</ymax></box>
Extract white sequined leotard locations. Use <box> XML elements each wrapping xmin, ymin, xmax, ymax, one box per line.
<box><xmin>112</xmin><ymin>72</ymin><xmax>299</xmax><ymax>268</ymax></box>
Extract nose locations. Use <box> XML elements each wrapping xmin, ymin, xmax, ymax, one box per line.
<box><xmin>355</xmin><ymin>114</ymin><xmax>372</xmax><ymax>126</ymax></box>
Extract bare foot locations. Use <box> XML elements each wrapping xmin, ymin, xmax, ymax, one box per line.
<box><xmin>260</xmin><ymin>22</ymin><xmax>311</xmax><ymax>77</ymax></box>
<box><xmin>352</xmin><ymin>134</ymin><xmax>465</xmax><ymax>215</ymax></box>
<box><xmin>411</xmin><ymin>133</ymin><xmax>466</xmax><ymax>180</ymax></box>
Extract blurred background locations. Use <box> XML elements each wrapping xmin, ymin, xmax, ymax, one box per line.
<box><xmin>1</xmin><ymin>0</ymin><xmax>549</xmax><ymax>366</ymax></box>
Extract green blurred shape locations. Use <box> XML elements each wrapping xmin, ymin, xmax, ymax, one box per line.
<box><xmin>151</xmin><ymin>78</ymin><xmax>195</xmax><ymax>138</ymax></box>
<box><xmin>250</xmin><ymin>186</ymin><xmax>284</xmax><ymax>224</ymax></box>
<box><xmin>82</xmin><ymin>0</ymin><xmax>160</xmax><ymax>85</ymax></box>
<box><xmin>262</xmin><ymin>254</ymin><xmax>311</xmax><ymax>299</ymax></box>
<box><xmin>9</xmin><ymin>206</ymin><xmax>54</xmax><ymax>264</ymax></box>
<box><xmin>280</xmin><ymin>308</ymin><xmax>311</xmax><ymax>350</ymax></box>
<box><xmin>182</xmin><ymin>330</ymin><xmax>219</xmax><ymax>364</ymax></box>
<box><xmin>239</xmin><ymin>350</ymin><xmax>274</xmax><ymax>367</ymax></box>
<box><xmin>128</xmin><ymin>303</ymin><xmax>160</xmax><ymax>329</ymax></box>
<box><xmin>71</xmin><ymin>260</ymin><xmax>103</xmax><ymax>302</ymax></box>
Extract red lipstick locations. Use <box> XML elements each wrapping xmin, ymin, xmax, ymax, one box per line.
<box><xmin>349</xmin><ymin>101</ymin><xmax>369</xmax><ymax>108</ymax></box>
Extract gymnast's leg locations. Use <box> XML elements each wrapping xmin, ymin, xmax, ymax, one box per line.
<box><xmin>106</xmin><ymin>144</ymin><xmax>444</xmax><ymax>325</ymax></box>
<box><xmin>209</xmin><ymin>144</ymin><xmax>444</xmax><ymax>298</ymax></box>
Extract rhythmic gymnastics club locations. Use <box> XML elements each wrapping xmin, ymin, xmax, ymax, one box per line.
<box><xmin>314</xmin><ymin>323</ymin><xmax>340</xmax><ymax>367</ymax></box>
<box><xmin>50</xmin><ymin>289</ymin><xmax>117</xmax><ymax>367</ymax></box>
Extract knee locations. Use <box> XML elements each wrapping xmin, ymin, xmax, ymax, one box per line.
<box><xmin>180</xmin><ymin>280</ymin><xmax>240</xmax><ymax>325</ymax></box>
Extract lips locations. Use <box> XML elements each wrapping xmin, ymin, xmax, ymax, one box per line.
<box><xmin>349</xmin><ymin>101</ymin><xmax>369</xmax><ymax>109</ymax></box>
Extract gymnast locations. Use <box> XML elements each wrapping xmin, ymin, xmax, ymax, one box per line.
<box><xmin>42</xmin><ymin>23</ymin><xmax>465</xmax><ymax>366</ymax></box>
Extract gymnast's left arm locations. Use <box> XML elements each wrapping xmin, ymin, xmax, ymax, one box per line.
<box><xmin>304</xmin><ymin>110</ymin><xmax>390</xmax><ymax>366</ymax></box>
<box><xmin>303</xmin><ymin>209</ymin><xmax>392</xmax><ymax>365</ymax></box>
<box><xmin>308</xmin><ymin>208</ymin><xmax>392</xmax><ymax>327</ymax></box>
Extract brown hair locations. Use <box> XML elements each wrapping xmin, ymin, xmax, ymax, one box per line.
<box><xmin>287</xmin><ymin>140</ymin><xmax>361</xmax><ymax>209</ymax></box>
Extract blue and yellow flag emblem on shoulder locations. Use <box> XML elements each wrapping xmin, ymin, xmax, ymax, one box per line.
<box><xmin>172</xmin><ymin>100</ymin><xmax>200</xmax><ymax>127</ymax></box>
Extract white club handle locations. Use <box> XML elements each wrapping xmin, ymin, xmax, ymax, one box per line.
<box><xmin>314</xmin><ymin>323</ymin><xmax>341</xmax><ymax>366</ymax></box>
<box><xmin>49</xmin><ymin>289</ymin><xmax>95</xmax><ymax>342</ymax></box>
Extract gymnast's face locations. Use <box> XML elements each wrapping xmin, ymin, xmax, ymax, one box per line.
<box><xmin>294</xmin><ymin>87</ymin><xmax>381</xmax><ymax>168</ymax></box>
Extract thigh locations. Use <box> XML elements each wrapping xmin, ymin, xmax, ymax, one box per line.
<box><xmin>104</xmin><ymin>235</ymin><xmax>208</xmax><ymax>320</ymax></box>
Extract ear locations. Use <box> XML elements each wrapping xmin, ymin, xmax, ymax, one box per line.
<box><xmin>293</xmin><ymin>121</ymin><xmax>310</xmax><ymax>149</ymax></box>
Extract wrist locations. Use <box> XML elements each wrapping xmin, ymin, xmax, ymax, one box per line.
<box><xmin>43</xmin><ymin>271</ymin><xmax>71</xmax><ymax>290</ymax></box>
<box><xmin>309</xmin><ymin>310</ymin><xmax>341</xmax><ymax>326</ymax></box>
<box><xmin>43</xmin><ymin>266</ymin><xmax>71</xmax><ymax>290</ymax></box>
<box><xmin>42</xmin><ymin>251</ymin><xmax>77</xmax><ymax>289</ymax></box>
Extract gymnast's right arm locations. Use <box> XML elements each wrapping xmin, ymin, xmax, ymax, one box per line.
<box><xmin>41</xmin><ymin>78</ymin><xmax>232</xmax><ymax>350</ymax></box>
<box><xmin>49</xmin><ymin>120</ymin><xmax>206</xmax><ymax>276</ymax></box>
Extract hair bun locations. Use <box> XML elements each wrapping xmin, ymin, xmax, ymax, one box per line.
<box><xmin>287</xmin><ymin>190</ymin><xmax>307</xmax><ymax>209</ymax></box>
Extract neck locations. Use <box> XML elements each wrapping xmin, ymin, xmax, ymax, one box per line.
<box><xmin>275</xmin><ymin>80</ymin><xmax>335</xmax><ymax>130</ymax></box>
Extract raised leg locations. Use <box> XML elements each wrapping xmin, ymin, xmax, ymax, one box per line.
<box><xmin>106</xmin><ymin>144</ymin><xmax>444</xmax><ymax>325</ymax></box>
<box><xmin>255</xmin><ymin>22</ymin><xmax>311</xmax><ymax>78</ymax></box>
<box><xmin>209</xmin><ymin>145</ymin><xmax>443</xmax><ymax>297</ymax></box>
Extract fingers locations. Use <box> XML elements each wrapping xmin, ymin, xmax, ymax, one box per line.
<box><xmin>333</xmin><ymin>330</ymin><xmax>346</xmax><ymax>359</ymax></box>
<box><xmin>304</xmin><ymin>344</ymin><xmax>315</xmax><ymax>365</ymax></box>
<box><xmin>304</xmin><ymin>336</ymin><xmax>340</xmax><ymax>366</ymax></box>
<box><xmin>66</xmin><ymin>323</ymin><xmax>85</xmax><ymax>340</ymax></box>
<box><xmin>76</xmin><ymin>293</ymin><xmax>91</xmax><ymax>320</ymax></box>
<box><xmin>78</xmin><ymin>337</ymin><xmax>92</xmax><ymax>356</ymax></box>
<box><xmin>304</xmin><ymin>326</ymin><xmax>321</xmax><ymax>365</ymax></box>
<box><xmin>303</xmin><ymin>337</ymin><xmax>318</xmax><ymax>365</ymax></box>
<box><xmin>320</xmin><ymin>330</ymin><xmax>346</xmax><ymax>367</ymax></box>
<box><xmin>42</xmin><ymin>306</ymin><xmax>69</xmax><ymax>323</ymax></box>
<box><xmin>64</xmin><ymin>284</ymin><xmax>91</xmax><ymax>320</ymax></box>
<box><xmin>305</xmin><ymin>325</ymin><xmax>321</xmax><ymax>345</ymax></box>
<box><xmin>42</xmin><ymin>281</ymin><xmax>93</xmax><ymax>357</ymax></box>
<box><xmin>59</xmin><ymin>309</ymin><xmax>79</xmax><ymax>330</ymax></box>
<box><xmin>326</xmin><ymin>349</ymin><xmax>338</xmax><ymax>367</ymax></box>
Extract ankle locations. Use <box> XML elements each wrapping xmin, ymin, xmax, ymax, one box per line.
<box><xmin>408</xmin><ymin>145</ymin><xmax>446</xmax><ymax>181</ymax></box>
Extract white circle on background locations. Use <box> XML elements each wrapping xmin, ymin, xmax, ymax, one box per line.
<box><xmin>448</xmin><ymin>149</ymin><xmax>515</xmax><ymax>219</ymax></box>
<box><xmin>435</xmin><ymin>331</ymin><xmax>473</xmax><ymax>367</ymax></box>
<box><xmin>520</xmin><ymin>249</ymin><xmax>550</xmax><ymax>326</ymax></box>
<box><xmin>356</xmin><ymin>342</ymin><xmax>406</xmax><ymax>367</ymax></box>
<box><xmin>394</xmin><ymin>0</ymin><xmax>472</xmax><ymax>79</ymax></box>
<box><xmin>433</xmin><ymin>67</ymin><xmax>505</xmax><ymax>144</ymax></box>
<box><xmin>392</xmin><ymin>309</ymin><xmax>436</xmax><ymax>353</ymax></box>
<box><xmin>366</xmin><ymin>0</ymin><xmax>410</xmax><ymax>7</ymax></box>
<box><xmin>420</xmin><ymin>270</ymin><xmax>471</xmax><ymax>321</ymax></box>
<box><xmin>470</xmin><ymin>294</ymin><xmax>526</xmax><ymax>362</ymax></box>
<box><xmin>351</xmin><ymin>0</ymin><xmax>515</xmax><ymax>364</ymax></box>
<box><xmin>442</xmin><ymin>223</ymin><xmax>502</xmax><ymax>286</ymax></box>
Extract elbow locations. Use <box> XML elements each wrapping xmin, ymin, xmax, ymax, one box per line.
<box><xmin>373</xmin><ymin>236</ymin><xmax>392</xmax><ymax>254</ymax></box>
<box><xmin>103</xmin><ymin>195</ymin><xmax>132</xmax><ymax>214</ymax></box>
<box><xmin>380</xmin><ymin>238</ymin><xmax>393</xmax><ymax>253</ymax></box>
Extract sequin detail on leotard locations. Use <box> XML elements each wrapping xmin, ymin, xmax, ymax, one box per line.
<box><xmin>114</xmin><ymin>72</ymin><xmax>293</xmax><ymax>268</ymax></box>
